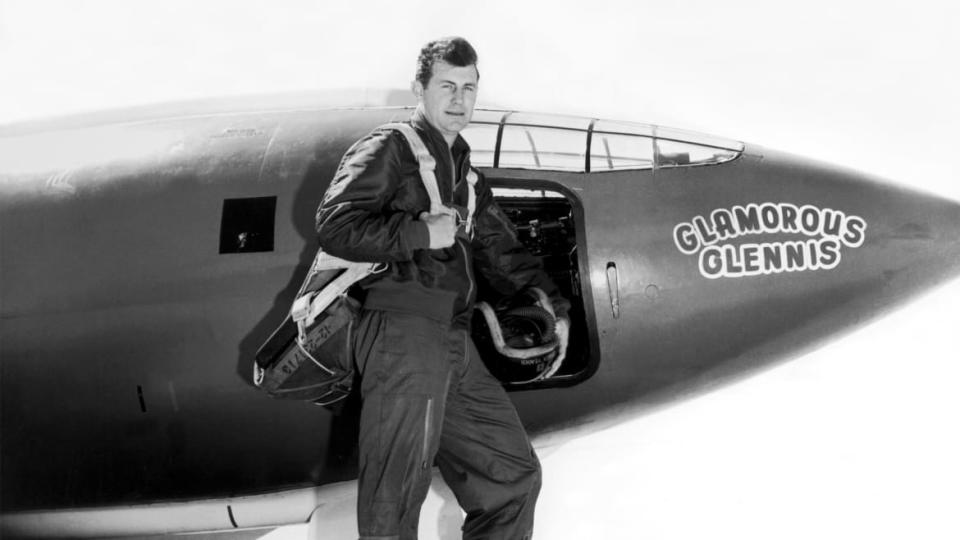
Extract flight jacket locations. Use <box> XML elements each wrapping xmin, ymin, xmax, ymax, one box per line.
<box><xmin>315</xmin><ymin>109</ymin><xmax>570</xmax><ymax>329</ymax></box>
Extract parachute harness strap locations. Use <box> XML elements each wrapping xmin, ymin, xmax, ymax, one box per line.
<box><xmin>384</xmin><ymin>122</ymin><xmax>477</xmax><ymax>228</ymax></box>
<box><xmin>384</xmin><ymin>123</ymin><xmax>444</xmax><ymax>216</ymax></box>
<box><xmin>465</xmin><ymin>169</ymin><xmax>478</xmax><ymax>235</ymax></box>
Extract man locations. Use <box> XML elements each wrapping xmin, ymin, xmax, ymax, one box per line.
<box><xmin>316</xmin><ymin>37</ymin><xmax>570</xmax><ymax>540</ymax></box>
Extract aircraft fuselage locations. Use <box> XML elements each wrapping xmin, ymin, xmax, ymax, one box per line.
<box><xmin>2</xmin><ymin>104</ymin><xmax>959</xmax><ymax>532</ymax></box>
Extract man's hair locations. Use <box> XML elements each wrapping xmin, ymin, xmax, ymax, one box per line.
<box><xmin>415</xmin><ymin>37</ymin><xmax>479</xmax><ymax>87</ymax></box>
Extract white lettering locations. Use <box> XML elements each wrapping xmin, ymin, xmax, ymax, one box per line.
<box><xmin>675</xmin><ymin>202</ymin><xmax>867</xmax><ymax>279</ymax></box>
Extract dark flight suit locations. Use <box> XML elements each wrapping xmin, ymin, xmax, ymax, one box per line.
<box><xmin>316</xmin><ymin>109</ymin><xmax>568</xmax><ymax>540</ymax></box>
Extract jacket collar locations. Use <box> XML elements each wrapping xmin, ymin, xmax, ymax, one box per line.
<box><xmin>410</xmin><ymin>107</ymin><xmax>471</xmax><ymax>160</ymax></box>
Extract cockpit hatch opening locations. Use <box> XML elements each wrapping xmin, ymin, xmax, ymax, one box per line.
<box><xmin>471</xmin><ymin>185</ymin><xmax>594</xmax><ymax>390</ymax></box>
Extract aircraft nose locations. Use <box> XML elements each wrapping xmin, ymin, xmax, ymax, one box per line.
<box><xmin>750</xmin><ymin>148</ymin><xmax>960</xmax><ymax>318</ymax></box>
<box><xmin>611</xmin><ymin>148</ymin><xmax>960</xmax><ymax>409</ymax></box>
<box><xmin>851</xmin><ymin>173</ymin><xmax>960</xmax><ymax>300</ymax></box>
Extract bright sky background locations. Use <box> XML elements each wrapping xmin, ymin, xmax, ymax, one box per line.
<box><xmin>2</xmin><ymin>1</ymin><xmax>960</xmax><ymax>538</ymax></box>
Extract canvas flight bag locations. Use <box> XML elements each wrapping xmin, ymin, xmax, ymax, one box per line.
<box><xmin>253</xmin><ymin>122</ymin><xmax>478</xmax><ymax>406</ymax></box>
<box><xmin>253</xmin><ymin>254</ymin><xmax>377</xmax><ymax>405</ymax></box>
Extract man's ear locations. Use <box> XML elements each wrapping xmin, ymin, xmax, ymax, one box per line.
<box><xmin>411</xmin><ymin>80</ymin><xmax>424</xmax><ymax>100</ymax></box>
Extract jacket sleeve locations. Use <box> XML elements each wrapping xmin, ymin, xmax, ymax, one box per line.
<box><xmin>315</xmin><ymin>129</ymin><xmax>430</xmax><ymax>262</ymax></box>
<box><xmin>470</xmin><ymin>170</ymin><xmax>571</xmax><ymax>320</ymax></box>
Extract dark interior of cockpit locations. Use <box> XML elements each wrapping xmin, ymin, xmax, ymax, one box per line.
<box><xmin>471</xmin><ymin>189</ymin><xmax>592</xmax><ymax>389</ymax></box>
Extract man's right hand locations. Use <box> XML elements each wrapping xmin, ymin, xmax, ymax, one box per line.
<box><xmin>420</xmin><ymin>211</ymin><xmax>457</xmax><ymax>249</ymax></box>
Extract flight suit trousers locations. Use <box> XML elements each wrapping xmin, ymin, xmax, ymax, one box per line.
<box><xmin>352</xmin><ymin>309</ymin><xmax>542</xmax><ymax>540</ymax></box>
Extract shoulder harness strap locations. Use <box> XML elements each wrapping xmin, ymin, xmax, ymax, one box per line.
<box><xmin>382</xmin><ymin>122</ymin><xmax>444</xmax><ymax>216</ymax></box>
<box><xmin>465</xmin><ymin>169</ymin><xmax>478</xmax><ymax>235</ymax></box>
<box><xmin>382</xmin><ymin>122</ymin><xmax>477</xmax><ymax>229</ymax></box>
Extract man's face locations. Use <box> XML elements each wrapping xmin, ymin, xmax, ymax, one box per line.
<box><xmin>413</xmin><ymin>60</ymin><xmax>479</xmax><ymax>143</ymax></box>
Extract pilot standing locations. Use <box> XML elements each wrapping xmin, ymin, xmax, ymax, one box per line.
<box><xmin>315</xmin><ymin>37</ymin><xmax>570</xmax><ymax>540</ymax></box>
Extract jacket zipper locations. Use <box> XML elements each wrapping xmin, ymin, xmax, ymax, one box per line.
<box><xmin>451</xmin><ymin>148</ymin><xmax>476</xmax><ymax>306</ymax></box>
<box><xmin>421</xmin><ymin>397</ymin><xmax>434</xmax><ymax>469</ymax></box>
<box><xmin>447</xmin><ymin>145</ymin><xmax>457</xmax><ymax>194</ymax></box>
<box><xmin>459</xmin><ymin>240</ymin><xmax>475</xmax><ymax>306</ymax></box>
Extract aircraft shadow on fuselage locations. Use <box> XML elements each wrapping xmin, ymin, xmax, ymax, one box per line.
<box><xmin>232</xmin><ymin>142</ymin><xmax>363</xmax><ymax>478</ymax></box>
<box><xmin>233</xmin><ymin>142</ymin><xmax>337</xmax><ymax>387</ymax></box>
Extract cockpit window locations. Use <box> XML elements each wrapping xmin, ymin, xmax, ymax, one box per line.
<box><xmin>590</xmin><ymin>132</ymin><xmax>655</xmax><ymax>171</ymax></box>
<box><xmin>654</xmin><ymin>126</ymin><xmax>743</xmax><ymax>169</ymax></box>
<box><xmin>462</xmin><ymin>109</ymin><xmax>743</xmax><ymax>172</ymax></box>
<box><xmin>590</xmin><ymin>119</ymin><xmax>655</xmax><ymax>171</ymax></box>
<box><xmin>499</xmin><ymin>125</ymin><xmax>585</xmax><ymax>171</ymax></box>
<box><xmin>656</xmin><ymin>138</ymin><xmax>740</xmax><ymax>167</ymax></box>
<box><xmin>460</xmin><ymin>122</ymin><xmax>497</xmax><ymax>167</ymax></box>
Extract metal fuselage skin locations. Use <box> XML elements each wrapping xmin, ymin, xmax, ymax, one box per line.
<box><xmin>2</xmin><ymin>105</ymin><xmax>959</xmax><ymax>522</ymax></box>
